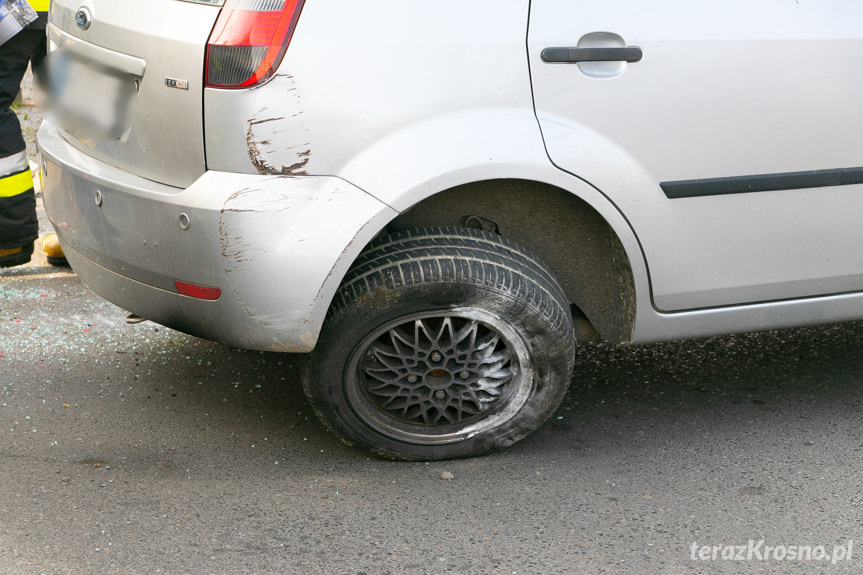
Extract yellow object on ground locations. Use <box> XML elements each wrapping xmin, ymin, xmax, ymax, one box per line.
<box><xmin>42</xmin><ymin>233</ymin><xmax>69</xmax><ymax>267</ymax></box>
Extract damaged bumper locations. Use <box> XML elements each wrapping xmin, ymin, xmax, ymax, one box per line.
<box><xmin>37</xmin><ymin>120</ymin><xmax>397</xmax><ymax>351</ymax></box>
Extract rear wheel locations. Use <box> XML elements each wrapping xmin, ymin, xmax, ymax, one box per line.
<box><xmin>303</xmin><ymin>227</ymin><xmax>575</xmax><ymax>460</ymax></box>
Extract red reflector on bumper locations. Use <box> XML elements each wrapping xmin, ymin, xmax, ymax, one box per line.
<box><xmin>174</xmin><ymin>281</ymin><xmax>222</xmax><ymax>301</ymax></box>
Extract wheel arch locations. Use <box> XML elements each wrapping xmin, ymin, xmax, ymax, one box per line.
<box><xmin>314</xmin><ymin>107</ymin><xmax>648</xmax><ymax>347</ymax></box>
<box><xmin>383</xmin><ymin>178</ymin><xmax>637</xmax><ymax>344</ymax></box>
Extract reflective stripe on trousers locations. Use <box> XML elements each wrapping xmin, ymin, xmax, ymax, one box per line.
<box><xmin>0</xmin><ymin>151</ymin><xmax>33</xmax><ymax>198</ymax></box>
<box><xmin>0</xmin><ymin>150</ymin><xmax>28</xmax><ymax>177</ymax></box>
<box><xmin>0</xmin><ymin>169</ymin><xmax>34</xmax><ymax>198</ymax></box>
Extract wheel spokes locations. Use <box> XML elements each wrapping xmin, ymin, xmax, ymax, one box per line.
<box><xmin>360</xmin><ymin>315</ymin><xmax>517</xmax><ymax>427</ymax></box>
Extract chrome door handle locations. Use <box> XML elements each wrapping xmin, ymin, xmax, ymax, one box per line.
<box><xmin>541</xmin><ymin>46</ymin><xmax>643</xmax><ymax>63</ymax></box>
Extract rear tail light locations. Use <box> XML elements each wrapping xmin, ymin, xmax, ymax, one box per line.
<box><xmin>205</xmin><ymin>0</ymin><xmax>305</xmax><ymax>88</ymax></box>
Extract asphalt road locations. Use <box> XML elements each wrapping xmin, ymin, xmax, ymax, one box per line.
<box><xmin>4</xmin><ymin>74</ymin><xmax>863</xmax><ymax>575</ymax></box>
<box><xmin>2</xmin><ymin>265</ymin><xmax>862</xmax><ymax>575</ymax></box>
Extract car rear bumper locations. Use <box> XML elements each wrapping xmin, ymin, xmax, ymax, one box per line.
<box><xmin>37</xmin><ymin>120</ymin><xmax>397</xmax><ymax>352</ymax></box>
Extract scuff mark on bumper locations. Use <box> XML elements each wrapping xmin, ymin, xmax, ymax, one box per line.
<box><xmin>216</xmin><ymin>174</ymin><xmax>399</xmax><ymax>350</ymax></box>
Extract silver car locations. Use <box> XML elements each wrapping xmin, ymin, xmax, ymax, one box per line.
<box><xmin>39</xmin><ymin>0</ymin><xmax>863</xmax><ymax>459</ymax></box>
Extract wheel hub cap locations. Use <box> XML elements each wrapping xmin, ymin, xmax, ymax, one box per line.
<box><xmin>355</xmin><ymin>312</ymin><xmax>526</xmax><ymax>433</ymax></box>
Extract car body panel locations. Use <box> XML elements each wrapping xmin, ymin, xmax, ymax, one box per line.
<box><xmin>37</xmin><ymin>0</ymin><xmax>863</xmax><ymax>352</ymax></box>
<box><xmin>39</xmin><ymin>119</ymin><xmax>397</xmax><ymax>351</ymax></box>
<box><xmin>529</xmin><ymin>0</ymin><xmax>863</xmax><ymax>311</ymax></box>
<box><xmin>48</xmin><ymin>0</ymin><xmax>220</xmax><ymax>187</ymax></box>
<box><xmin>204</xmin><ymin>0</ymin><xmax>534</xmax><ymax>180</ymax></box>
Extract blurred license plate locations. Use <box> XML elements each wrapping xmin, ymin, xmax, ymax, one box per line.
<box><xmin>51</xmin><ymin>53</ymin><xmax>136</xmax><ymax>140</ymax></box>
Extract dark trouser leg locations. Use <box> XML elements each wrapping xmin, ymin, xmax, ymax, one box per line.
<box><xmin>0</xmin><ymin>29</ymin><xmax>46</xmax><ymax>249</ymax></box>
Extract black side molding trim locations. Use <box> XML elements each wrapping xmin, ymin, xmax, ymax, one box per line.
<box><xmin>661</xmin><ymin>167</ymin><xmax>863</xmax><ymax>199</ymax></box>
<box><xmin>541</xmin><ymin>46</ymin><xmax>643</xmax><ymax>64</ymax></box>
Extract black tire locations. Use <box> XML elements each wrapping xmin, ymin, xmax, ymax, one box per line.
<box><xmin>303</xmin><ymin>227</ymin><xmax>575</xmax><ymax>460</ymax></box>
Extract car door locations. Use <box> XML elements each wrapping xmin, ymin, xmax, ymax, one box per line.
<box><xmin>529</xmin><ymin>0</ymin><xmax>863</xmax><ymax>311</ymax></box>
